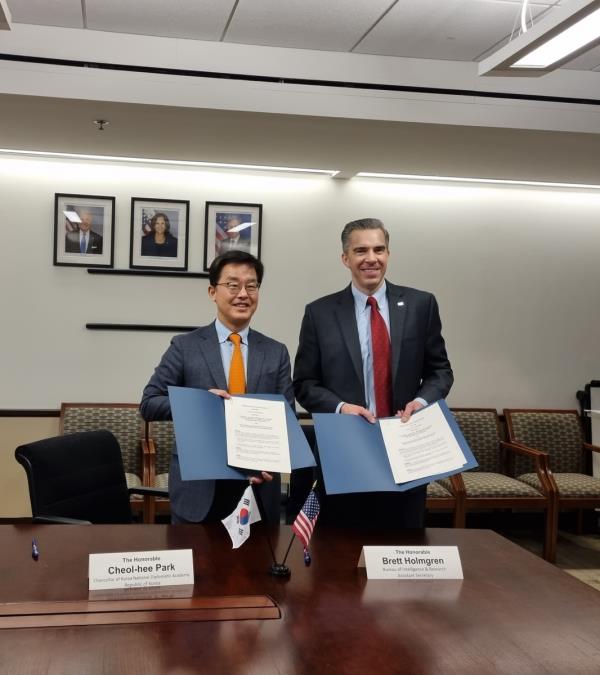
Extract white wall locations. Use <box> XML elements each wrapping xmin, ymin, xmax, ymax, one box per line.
<box><xmin>1</xmin><ymin>154</ymin><xmax>599</xmax><ymax>410</ymax></box>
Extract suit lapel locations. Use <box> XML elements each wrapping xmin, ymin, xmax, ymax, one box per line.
<box><xmin>198</xmin><ymin>323</ymin><xmax>228</xmax><ymax>390</ymax></box>
<box><xmin>335</xmin><ymin>286</ymin><xmax>364</xmax><ymax>389</ymax></box>
<box><xmin>387</xmin><ymin>283</ymin><xmax>407</xmax><ymax>387</ymax></box>
<box><xmin>246</xmin><ymin>329</ymin><xmax>264</xmax><ymax>393</ymax></box>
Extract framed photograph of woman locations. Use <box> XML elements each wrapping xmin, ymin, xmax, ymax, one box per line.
<box><xmin>53</xmin><ymin>193</ymin><xmax>115</xmax><ymax>268</ymax></box>
<box><xmin>130</xmin><ymin>198</ymin><xmax>189</xmax><ymax>271</ymax></box>
<box><xmin>204</xmin><ymin>202</ymin><xmax>262</xmax><ymax>271</ymax></box>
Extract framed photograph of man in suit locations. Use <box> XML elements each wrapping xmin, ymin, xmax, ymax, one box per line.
<box><xmin>203</xmin><ymin>201</ymin><xmax>262</xmax><ymax>271</ymax></box>
<box><xmin>53</xmin><ymin>193</ymin><xmax>115</xmax><ymax>268</ymax></box>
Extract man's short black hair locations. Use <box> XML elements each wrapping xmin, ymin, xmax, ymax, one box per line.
<box><xmin>208</xmin><ymin>250</ymin><xmax>264</xmax><ymax>286</ymax></box>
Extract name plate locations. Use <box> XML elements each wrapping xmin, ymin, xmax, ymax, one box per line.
<box><xmin>89</xmin><ymin>549</ymin><xmax>194</xmax><ymax>593</ymax></box>
<box><xmin>358</xmin><ymin>546</ymin><xmax>463</xmax><ymax>580</ymax></box>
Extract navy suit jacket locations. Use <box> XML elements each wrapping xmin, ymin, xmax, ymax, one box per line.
<box><xmin>65</xmin><ymin>230</ymin><xmax>103</xmax><ymax>254</ymax></box>
<box><xmin>293</xmin><ymin>282</ymin><xmax>453</xmax><ymax>414</ymax></box>
<box><xmin>140</xmin><ymin>322</ymin><xmax>294</xmax><ymax>522</ymax></box>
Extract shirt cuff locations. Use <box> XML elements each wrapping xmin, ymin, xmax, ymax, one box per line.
<box><xmin>415</xmin><ymin>397</ymin><xmax>428</xmax><ymax>407</ymax></box>
<box><xmin>335</xmin><ymin>401</ymin><xmax>345</xmax><ymax>413</ymax></box>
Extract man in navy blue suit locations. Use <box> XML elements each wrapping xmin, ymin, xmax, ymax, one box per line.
<box><xmin>293</xmin><ymin>217</ymin><xmax>453</xmax><ymax>528</ymax></box>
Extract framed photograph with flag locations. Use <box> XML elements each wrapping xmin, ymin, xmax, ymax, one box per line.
<box><xmin>203</xmin><ymin>201</ymin><xmax>262</xmax><ymax>271</ymax></box>
<box><xmin>130</xmin><ymin>197</ymin><xmax>189</xmax><ymax>271</ymax></box>
<box><xmin>53</xmin><ymin>193</ymin><xmax>115</xmax><ymax>268</ymax></box>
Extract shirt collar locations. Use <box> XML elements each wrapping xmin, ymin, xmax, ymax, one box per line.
<box><xmin>215</xmin><ymin>318</ymin><xmax>250</xmax><ymax>344</ymax></box>
<box><xmin>351</xmin><ymin>281</ymin><xmax>387</xmax><ymax>311</ymax></box>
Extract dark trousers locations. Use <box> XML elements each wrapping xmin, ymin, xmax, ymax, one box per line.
<box><xmin>317</xmin><ymin>485</ymin><xmax>427</xmax><ymax>529</ymax></box>
<box><xmin>171</xmin><ymin>479</ymin><xmax>281</xmax><ymax>525</ymax></box>
<box><xmin>312</xmin><ymin>438</ymin><xmax>427</xmax><ymax>529</ymax></box>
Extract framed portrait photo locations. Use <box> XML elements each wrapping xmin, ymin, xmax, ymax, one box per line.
<box><xmin>204</xmin><ymin>201</ymin><xmax>262</xmax><ymax>271</ymax></box>
<box><xmin>130</xmin><ymin>198</ymin><xmax>189</xmax><ymax>271</ymax></box>
<box><xmin>53</xmin><ymin>193</ymin><xmax>115</xmax><ymax>268</ymax></box>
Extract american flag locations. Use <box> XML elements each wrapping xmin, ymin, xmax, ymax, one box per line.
<box><xmin>292</xmin><ymin>489</ymin><xmax>320</xmax><ymax>565</ymax></box>
<box><xmin>215</xmin><ymin>211</ymin><xmax>251</xmax><ymax>242</ymax></box>
<box><xmin>216</xmin><ymin>211</ymin><xmax>235</xmax><ymax>242</ymax></box>
<box><xmin>141</xmin><ymin>209</ymin><xmax>154</xmax><ymax>235</ymax></box>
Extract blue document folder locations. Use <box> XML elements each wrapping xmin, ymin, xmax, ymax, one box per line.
<box><xmin>168</xmin><ymin>386</ymin><xmax>316</xmax><ymax>481</ymax></box>
<box><xmin>313</xmin><ymin>400</ymin><xmax>478</xmax><ymax>495</ymax></box>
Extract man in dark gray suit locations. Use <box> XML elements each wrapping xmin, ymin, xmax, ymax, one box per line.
<box><xmin>141</xmin><ymin>250</ymin><xmax>294</xmax><ymax>524</ymax></box>
<box><xmin>293</xmin><ymin>218</ymin><xmax>453</xmax><ymax>528</ymax></box>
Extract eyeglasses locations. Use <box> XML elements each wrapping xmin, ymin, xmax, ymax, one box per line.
<box><xmin>214</xmin><ymin>281</ymin><xmax>260</xmax><ymax>295</ymax></box>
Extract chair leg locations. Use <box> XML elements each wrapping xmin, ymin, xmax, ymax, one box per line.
<box><xmin>143</xmin><ymin>494</ymin><xmax>156</xmax><ymax>524</ymax></box>
<box><xmin>452</xmin><ymin>499</ymin><xmax>466</xmax><ymax>528</ymax></box>
<box><xmin>543</xmin><ymin>503</ymin><xmax>558</xmax><ymax>564</ymax></box>
<box><xmin>575</xmin><ymin>508</ymin><xmax>584</xmax><ymax>534</ymax></box>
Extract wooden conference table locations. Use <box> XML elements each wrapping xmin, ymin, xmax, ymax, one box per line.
<box><xmin>1</xmin><ymin>524</ymin><xmax>600</xmax><ymax>675</ymax></box>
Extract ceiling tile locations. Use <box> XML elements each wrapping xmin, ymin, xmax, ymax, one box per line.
<box><xmin>224</xmin><ymin>0</ymin><xmax>395</xmax><ymax>51</ymax></box>
<box><xmin>7</xmin><ymin>0</ymin><xmax>83</xmax><ymax>28</ymax></box>
<box><xmin>85</xmin><ymin>0</ymin><xmax>236</xmax><ymax>40</ymax></box>
<box><xmin>354</xmin><ymin>0</ymin><xmax>556</xmax><ymax>61</ymax></box>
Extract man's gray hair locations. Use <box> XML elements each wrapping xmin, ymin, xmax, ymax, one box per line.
<box><xmin>341</xmin><ymin>218</ymin><xmax>389</xmax><ymax>252</ymax></box>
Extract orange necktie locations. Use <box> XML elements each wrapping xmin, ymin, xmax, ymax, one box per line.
<box><xmin>228</xmin><ymin>333</ymin><xmax>246</xmax><ymax>394</ymax></box>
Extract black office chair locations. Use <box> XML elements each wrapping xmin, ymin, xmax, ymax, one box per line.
<box><xmin>15</xmin><ymin>430</ymin><xmax>167</xmax><ymax>524</ymax></box>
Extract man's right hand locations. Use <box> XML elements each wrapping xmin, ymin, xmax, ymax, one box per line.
<box><xmin>340</xmin><ymin>403</ymin><xmax>376</xmax><ymax>424</ymax></box>
<box><xmin>208</xmin><ymin>389</ymin><xmax>231</xmax><ymax>399</ymax></box>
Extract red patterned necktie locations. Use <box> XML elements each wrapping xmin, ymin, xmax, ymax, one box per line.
<box><xmin>367</xmin><ymin>296</ymin><xmax>392</xmax><ymax>418</ymax></box>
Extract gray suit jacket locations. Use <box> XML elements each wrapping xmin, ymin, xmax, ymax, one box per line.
<box><xmin>140</xmin><ymin>322</ymin><xmax>294</xmax><ymax>522</ymax></box>
<box><xmin>293</xmin><ymin>282</ymin><xmax>453</xmax><ymax>414</ymax></box>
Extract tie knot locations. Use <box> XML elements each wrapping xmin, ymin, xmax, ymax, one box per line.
<box><xmin>367</xmin><ymin>296</ymin><xmax>378</xmax><ymax>311</ymax></box>
<box><xmin>229</xmin><ymin>333</ymin><xmax>242</xmax><ymax>346</ymax></box>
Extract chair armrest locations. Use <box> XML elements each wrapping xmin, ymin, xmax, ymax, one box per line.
<box><xmin>33</xmin><ymin>516</ymin><xmax>92</xmax><ymax>525</ymax></box>
<box><xmin>584</xmin><ymin>442</ymin><xmax>600</xmax><ymax>455</ymax></box>
<box><xmin>129</xmin><ymin>486</ymin><xmax>168</xmax><ymax>498</ymax></box>
<box><xmin>501</xmin><ymin>440</ymin><xmax>546</xmax><ymax>461</ymax></box>
<box><xmin>500</xmin><ymin>441</ymin><xmax>556</xmax><ymax>496</ymax></box>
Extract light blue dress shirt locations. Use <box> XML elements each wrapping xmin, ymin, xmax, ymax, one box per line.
<box><xmin>215</xmin><ymin>319</ymin><xmax>249</xmax><ymax>385</ymax></box>
<box><xmin>336</xmin><ymin>282</ymin><xmax>427</xmax><ymax>415</ymax></box>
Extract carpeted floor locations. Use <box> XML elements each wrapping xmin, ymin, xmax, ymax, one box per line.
<box><xmin>506</xmin><ymin>530</ymin><xmax>600</xmax><ymax>591</ymax></box>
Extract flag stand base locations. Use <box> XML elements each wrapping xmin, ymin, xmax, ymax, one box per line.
<box><xmin>269</xmin><ymin>563</ymin><xmax>291</xmax><ymax>577</ymax></box>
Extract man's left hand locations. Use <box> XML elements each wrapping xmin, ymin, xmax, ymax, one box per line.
<box><xmin>396</xmin><ymin>400</ymin><xmax>424</xmax><ymax>423</ymax></box>
<box><xmin>249</xmin><ymin>471</ymin><xmax>273</xmax><ymax>485</ymax></box>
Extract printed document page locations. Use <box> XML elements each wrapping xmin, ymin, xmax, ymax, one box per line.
<box><xmin>379</xmin><ymin>403</ymin><xmax>466</xmax><ymax>484</ymax></box>
<box><xmin>225</xmin><ymin>397</ymin><xmax>291</xmax><ymax>473</ymax></box>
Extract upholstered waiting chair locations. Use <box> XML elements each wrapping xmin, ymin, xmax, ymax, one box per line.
<box><xmin>15</xmin><ymin>431</ymin><xmax>166</xmax><ymax>524</ymax></box>
<box><xmin>60</xmin><ymin>403</ymin><xmax>149</xmax><ymax>519</ymax></box>
<box><xmin>437</xmin><ymin>409</ymin><xmax>557</xmax><ymax>562</ymax></box>
<box><xmin>505</xmin><ymin>409</ymin><xmax>600</xmax><ymax>532</ymax></box>
<box><xmin>143</xmin><ymin>420</ymin><xmax>174</xmax><ymax>522</ymax></box>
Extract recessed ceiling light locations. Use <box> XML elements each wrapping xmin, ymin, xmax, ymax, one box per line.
<box><xmin>355</xmin><ymin>172</ymin><xmax>600</xmax><ymax>190</ymax></box>
<box><xmin>479</xmin><ymin>0</ymin><xmax>600</xmax><ymax>76</ymax></box>
<box><xmin>0</xmin><ymin>148</ymin><xmax>339</xmax><ymax>176</ymax></box>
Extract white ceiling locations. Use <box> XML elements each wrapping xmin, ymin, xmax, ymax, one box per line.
<box><xmin>1</xmin><ymin>0</ymin><xmax>600</xmax><ymax>174</ymax></box>
<box><xmin>4</xmin><ymin>0</ymin><xmax>600</xmax><ymax>70</ymax></box>
<box><xmin>4</xmin><ymin>0</ymin><xmax>593</xmax><ymax>65</ymax></box>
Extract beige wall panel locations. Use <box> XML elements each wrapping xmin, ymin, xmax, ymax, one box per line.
<box><xmin>0</xmin><ymin>417</ymin><xmax>60</xmax><ymax>518</ymax></box>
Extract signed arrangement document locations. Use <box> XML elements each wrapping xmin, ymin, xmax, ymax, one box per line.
<box><xmin>225</xmin><ymin>397</ymin><xmax>291</xmax><ymax>474</ymax></box>
<box><xmin>379</xmin><ymin>404</ymin><xmax>467</xmax><ymax>484</ymax></box>
<box><xmin>168</xmin><ymin>386</ymin><xmax>315</xmax><ymax>480</ymax></box>
<box><xmin>313</xmin><ymin>400</ymin><xmax>477</xmax><ymax>495</ymax></box>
